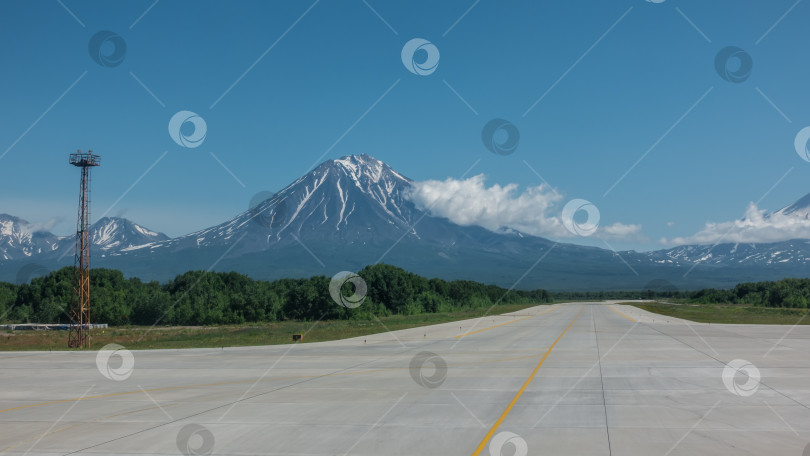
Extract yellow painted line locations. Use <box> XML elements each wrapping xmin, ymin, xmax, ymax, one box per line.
<box><xmin>0</xmin><ymin>306</ymin><xmax>566</xmax><ymax>417</ymax></box>
<box><xmin>454</xmin><ymin>306</ymin><xmax>558</xmax><ymax>339</ymax></box>
<box><xmin>0</xmin><ymin>348</ymin><xmax>551</xmax><ymax>416</ymax></box>
<box><xmin>608</xmin><ymin>304</ymin><xmax>637</xmax><ymax>322</ymax></box>
<box><xmin>470</xmin><ymin>305</ymin><xmax>584</xmax><ymax>456</ymax></box>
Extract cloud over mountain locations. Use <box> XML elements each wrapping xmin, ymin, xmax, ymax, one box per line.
<box><xmin>663</xmin><ymin>200</ymin><xmax>810</xmax><ymax>246</ymax></box>
<box><xmin>405</xmin><ymin>174</ymin><xmax>641</xmax><ymax>240</ymax></box>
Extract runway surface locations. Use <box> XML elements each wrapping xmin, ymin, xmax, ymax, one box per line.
<box><xmin>2</xmin><ymin>301</ymin><xmax>810</xmax><ymax>455</ymax></box>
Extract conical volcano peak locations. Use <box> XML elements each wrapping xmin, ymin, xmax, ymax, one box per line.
<box><xmin>332</xmin><ymin>153</ymin><xmax>380</xmax><ymax>167</ymax></box>
<box><xmin>327</xmin><ymin>154</ymin><xmax>409</xmax><ymax>185</ymax></box>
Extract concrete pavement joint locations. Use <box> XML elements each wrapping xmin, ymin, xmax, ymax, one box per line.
<box><xmin>470</xmin><ymin>305</ymin><xmax>585</xmax><ymax>456</ymax></box>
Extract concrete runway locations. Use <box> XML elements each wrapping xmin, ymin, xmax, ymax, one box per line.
<box><xmin>2</xmin><ymin>301</ymin><xmax>810</xmax><ymax>455</ymax></box>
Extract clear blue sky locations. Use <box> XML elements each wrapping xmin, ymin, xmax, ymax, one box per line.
<box><xmin>1</xmin><ymin>0</ymin><xmax>808</xmax><ymax>251</ymax></box>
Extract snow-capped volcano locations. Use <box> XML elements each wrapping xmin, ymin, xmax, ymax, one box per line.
<box><xmin>144</xmin><ymin>154</ymin><xmax>491</xmax><ymax>255</ymax></box>
<box><xmin>104</xmin><ymin>157</ymin><xmax>810</xmax><ymax>288</ymax></box>
<box><xmin>261</xmin><ymin>153</ymin><xmax>416</xmax><ymax>239</ymax></box>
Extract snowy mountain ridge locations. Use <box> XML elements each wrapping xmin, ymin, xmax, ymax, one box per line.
<box><xmin>2</xmin><ymin>154</ymin><xmax>810</xmax><ymax>289</ymax></box>
<box><xmin>0</xmin><ymin>215</ymin><xmax>167</xmax><ymax>260</ymax></box>
<box><xmin>89</xmin><ymin>217</ymin><xmax>170</xmax><ymax>252</ymax></box>
<box><xmin>0</xmin><ymin>214</ymin><xmax>60</xmax><ymax>260</ymax></box>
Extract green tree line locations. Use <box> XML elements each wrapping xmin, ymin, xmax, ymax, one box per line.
<box><xmin>689</xmin><ymin>278</ymin><xmax>810</xmax><ymax>308</ymax></box>
<box><xmin>553</xmin><ymin>278</ymin><xmax>810</xmax><ymax>308</ymax></box>
<box><xmin>0</xmin><ymin>264</ymin><xmax>551</xmax><ymax>326</ymax></box>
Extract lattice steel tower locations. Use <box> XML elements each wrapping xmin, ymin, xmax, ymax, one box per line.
<box><xmin>68</xmin><ymin>150</ymin><xmax>100</xmax><ymax>348</ymax></box>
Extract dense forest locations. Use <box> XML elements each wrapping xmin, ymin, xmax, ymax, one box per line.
<box><xmin>2</xmin><ymin>265</ymin><xmax>808</xmax><ymax>326</ymax></box>
<box><xmin>0</xmin><ymin>264</ymin><xmax>551</xmax><ymax>326</ymax></box>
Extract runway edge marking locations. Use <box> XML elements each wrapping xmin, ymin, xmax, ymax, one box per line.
<box><xmin>607</xmin><ymin>304</ymin><xmax>637</xmax><ymax>322</ymax></box>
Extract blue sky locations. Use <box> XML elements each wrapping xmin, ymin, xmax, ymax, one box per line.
<box><xmin>1</xmin><ymin>0</ymin><xmax>808</xmax><ymax>251</ymax></box>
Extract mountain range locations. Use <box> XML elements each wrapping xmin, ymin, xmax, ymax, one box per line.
<box><xmin>0</xmin><ymin>215</ymin><xmax>169</xmax><ymax>261</ymax></box>
<box><xmin>2</xmin><ymin>154</ymin><xmax>809</xmax><ymax>290</ymax></box>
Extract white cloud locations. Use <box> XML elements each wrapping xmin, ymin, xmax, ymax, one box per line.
<box><xmin>663</xmin><ymin>202</ymin><xmax>810</xmax><ymax>245</ymax></box>
<box><xmin>19</xmin><ymin>217</ymin><xmax>62</xmax><ymax>234</ymax></box>
<box><xmin>601</xmin><ymin>223</ymin><xmax>643</xmax><ymax>239</ymax></box>
<box><xmin>405</xmin><ymin>174</ymin><xmax>641</xmax><ymax>240</ymax></box>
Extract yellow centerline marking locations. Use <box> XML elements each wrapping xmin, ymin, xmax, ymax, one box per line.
<box><xmin>608</xmin><ymin>304</ymin><xmax>637</xmax><ymax>322</ymax></box>
<box><xmin>0</xmin><ymin>348</ymin><xmax>550</xmax><ymax>416</ymax></box>
<box><xmin>470</xmin><ymin>305</ymin><xmax>584</xmax><ymax>456</ymax></box>
<box><xmin>0</xmin><ymin>305</ymin><xmax>562</xmax><ymax>417</ymax></box>
<box><xmin>454</xmin><ymin>306</ymin><xmax>558</xmax><ymax>338</ymax></box>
